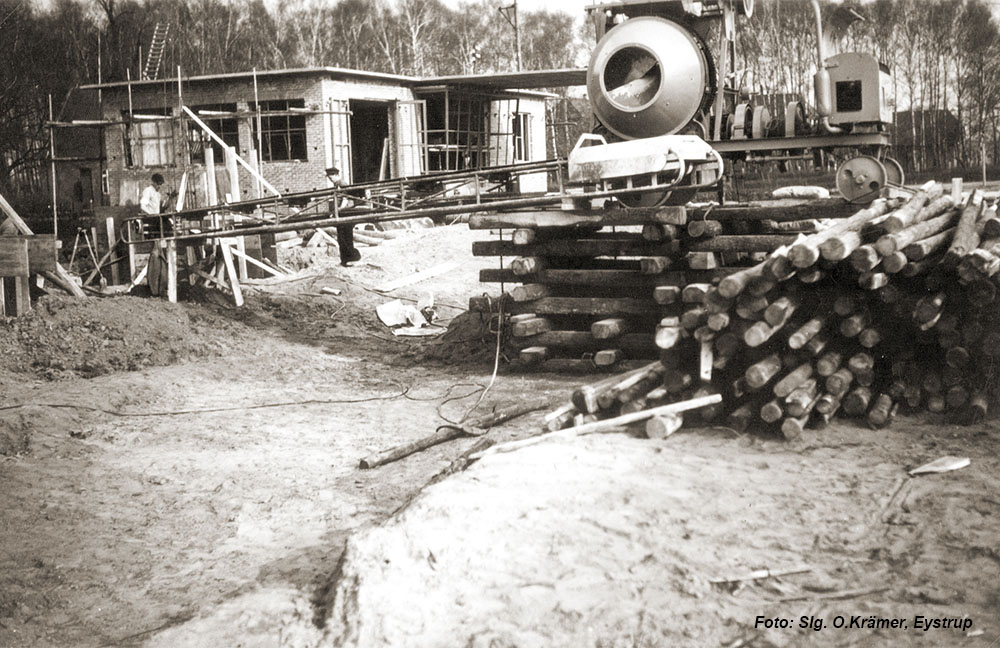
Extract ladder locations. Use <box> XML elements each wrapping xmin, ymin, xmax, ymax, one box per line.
<box><xmin>142</xmin><ymin>22</ymin><xmax>169</xmax><ymax>80</ymax></box>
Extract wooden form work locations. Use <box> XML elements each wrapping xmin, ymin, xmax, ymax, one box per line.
<box><xmin>0</xmin><ymin>234</ymin><xmax>58</xmax><ymax>317</ymax></box>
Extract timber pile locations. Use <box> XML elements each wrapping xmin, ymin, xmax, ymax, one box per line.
<box><xmin>539</xmin><ymin>181</ymin><xmax>1000</xmax><ymax>437</ymax></box>
<box><xmin>469</xmin><ymin>198</ymin><xmax>859</xmax><ymax>372</ymax></box>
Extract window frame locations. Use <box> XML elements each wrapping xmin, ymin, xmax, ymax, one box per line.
<box><xmin>249</xmin><ymin>98</ymin><xmax>309</xmax><ymax>162</ymax></box>
<box><xmin>123</xmin><ymin>107</ymin><xmax>175</xmax><ymax>168</ymax></box>
<box><xmin>188</xmin><ymin>103</ymin><xmax>240</xmax><ymax>163</ymax></box>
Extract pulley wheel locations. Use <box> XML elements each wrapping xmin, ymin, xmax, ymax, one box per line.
<box><xmin>883</xmin><ymin>157</ymin><xmax>904</xmax><ymax>186</ymax></box>
<box><xmin>836</xmin><ymin>155</ymin><xmax>888</xmax><ymax>204</ymax></box>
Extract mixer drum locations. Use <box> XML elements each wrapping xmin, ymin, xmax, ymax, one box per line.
<box><xmin>588</xmin><ymin>16</ymin><xmax>715</xmax><ymax>140</ymax></box>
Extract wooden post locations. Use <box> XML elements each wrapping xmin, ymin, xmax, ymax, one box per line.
<box><xmin>166</xmin><ymin>239</ymin><xmax>178</xmax><ymax>303</ymax></box>
<box><xmin>105</xmin><ymin>216</ymin><xmax>120</xmax><ymax>285</ymax></box>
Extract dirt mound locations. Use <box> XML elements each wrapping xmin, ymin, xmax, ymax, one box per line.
<box><xmin>0</xmin><ymin>295</ymin><xmax>255</xmax><ymax>381</ymax></box>
<box><xmin>405</xmin><ymin>309</ymin><xmax>502</xmax><ymax>366</ymax></box>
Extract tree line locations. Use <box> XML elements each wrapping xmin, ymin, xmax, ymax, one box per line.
<box><xmin>741</xmin><ymin>0</ymin><xmax>1000</xmax><ymax>173</ymax></box>
<box><xmin>4</xmin><ymin>0</ymin><xmax>1000</xmax><ymax>203</ymax></box>
<box><xmin>0</xmin><ymin>0</ymin><xmax>584</xmax><ymax>199</ymax></box>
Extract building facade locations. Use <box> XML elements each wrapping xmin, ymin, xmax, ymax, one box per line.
<box><xmin>79</xmin><ymin>67</ymin><xmax>552</xmax><ymax>211</ymax></box>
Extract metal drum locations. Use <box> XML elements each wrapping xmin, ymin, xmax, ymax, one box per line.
<box><xmin>587</xmin><ymin>16</ymin><xmax>714</xmax><ymax>140</ymax></box>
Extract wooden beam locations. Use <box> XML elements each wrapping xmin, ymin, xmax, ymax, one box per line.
<box><xmin>467</xmin><ymin>206</ymin><xmax>686</xmax><ymax>229</ymax></box>
<box><xmin>472</xmin><ymin>237</ymin><xmax>674</xmax><ymax>258</ymax></box>
<box><xmin>219</xmin><ymin>239</ymin><xmax>244</xmax><ymax>306</ymax></box>
<box><xmin>0</xmin><ymin>191</ymin><xmax>85</xmax><ymax>297</ymax></box>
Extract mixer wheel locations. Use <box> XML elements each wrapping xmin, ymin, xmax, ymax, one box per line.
<box><xmin>836</xmin><ymin>155</ymin><xmax>888</xmax><ymax>204</ymax></box>
<box><xmin>751</xmin><ymin>106</ymin><xmax>771</xmax><ymax>139</ymax></box>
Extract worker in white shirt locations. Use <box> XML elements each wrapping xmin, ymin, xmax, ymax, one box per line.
<box><xmin>139</xmin><ymin>173</ymin><xmax>174</xmax><ymax>236</ymax></box>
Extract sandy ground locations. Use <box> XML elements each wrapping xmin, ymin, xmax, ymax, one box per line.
<box><xmin>0</xmin><ymin>223</ymin><xmax>998</xmax><ymax>647</ymax></box>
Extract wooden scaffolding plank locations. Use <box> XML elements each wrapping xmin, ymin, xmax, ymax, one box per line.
<box><xmin>472</xmin><ymin>237</ymin><xmax>677</xmax><ymax>258</ymax></box>
<box><xmin>468</xmin><ymin>206</ymin><xmax>686</xmax><ymax>229</ymax></box>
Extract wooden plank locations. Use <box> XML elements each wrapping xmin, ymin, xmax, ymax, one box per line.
<box><xmin>687</xmin><ymin>234</ymin><xmax>796</xmax><ymax>253</ymax></box>
<box><xmin>228</xmin><ymin>246</ymin><xmax>289</xmax><ymax>278</ymax></box>
<box><xmin>691</xmin><ymin>198</ymin><xmax>857</xmax><ymax>222</ymax></box>
<box><xmin>503</xmin><ymin>297</ymin><xmax>663</xmax><ymax>316</ymax></box>
<box><xmin>510</xmin><ymin>331</ymin><xmax>656</xmax><ymax>353</ymax></box>
<box><xmin>13</xmin><ymin>275</ymin><xmax>30</xmax><ymax>315</ymax></box>
<box><xmin>377</xmin><ymin>261</ymin><xmax>461</xmax><ymax>292</ymax></box>
<box><xmin>0</xmin><ymin>238</ymin><xmax>29</xmax><ymax>277</ymax></box>
<box><xmin>467</xmin><ymin>206</ymin><xmax>686</xmax><ymax>229</ymax></box>
<box><xmin>479</xmin><ymin>267</ymin><xmax>736</xmax><ymax>286</ymax></box>
<box><xmin>219</xmin><ymin>239</ymin><xmax>244</xmax><ymax>307</ymax></box>
<box><xmin>472</xmin><ymin>237</ymin><xmax>674</xmax><ymax>258</ymax></box>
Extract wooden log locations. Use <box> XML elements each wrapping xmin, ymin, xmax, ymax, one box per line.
<box><xmin>702</xmin><ymin>289</ymin><xmax>734</xmax><ymax>315</ymax></box>
<box><xmin>839</xmin><ymin>312</ymin><xmax>869</xmax><ymax>338</ymax></box>
<box><xmin>592</xmin><ymin>318</ymin><xmax>630</xmax><ymax>340</ymax></box>
<box><xmin>903</xmin><ymin>227</ymin><xmax>956</xmax><ymax>261</ymax></box>
<box><xmin>655</xmin><ymin>322</ymin><xmax>684</xmax><ymax>350</ymax></box>
<box><xmin>512</xmin><ymin>256</ymin><xmax>544</xmax><ymax>275</ymax></box>
<box><xmin>468</xmin><ymin>207</ymin><xmax>686</xmax><ymax>229</ymax></box>
<box><xmin>511</xmin><ymin>283</ymin><xmax>549</xmax><ymax>302</ymax></box>
<box><xmin>641</xmin><ymin>257</ymin><xmax>672</xmax><ymax>275</ymax></box>
<box><xmin>543</xmin><ymin>403</ymin><xmax>577</xmax><ymax>432</ymax></box>
<box><xmin>844</xmin><ymin>385</ymin><xmax>874</xmax><ymax>416</ymax></box>
<box><xmin>687</xmin><ymin>219</ymin><xmax>723</xmax><ymax>238</ymax></box>
<box><xmin>945</xmin><ymin>384</ymin><xmax>969</xmax><ymax>410</ymax></box>
<box><xmin>761</xmin><ymin>218</ymin><xmax>823</xmax><ymax>233</ymax></box>
<box><xmin>760</xmin><ymin>399</ymin><xmax>784</xmax><ymax>424</ymax></box>
<box><xmin>876</xmin><ymin>209</ymin><xmax>958</xmax><ymax>256</ymax></box>
<box><xmin>714</xmin><ymin>330</ymin><xmax>741</xmax><ymax>357</ymax></box>
<box><xmin>519</xmin><ymin>346</ymin><xmax>550</xmax><ymax>365</ymax></box>
<box><xmin>826</xmin><ymin>367</ymin><xmax>854</xmax><ymax>398</ymax></box>
<box><xmin>847</xmin><ymin>352</ymin><xmax>875</xmax><ymax>387</ymax></box>
<box><xmin>735</xmin><ymin>294</ymin><xmax>768</xmax><ymax>320</ymax></box>
<box><xmin>717</xmin><ymin>259</ymin><xmax>768</xmax><ymax>298</ymax></box>
<box><xmin>694</xmin><ymin>198</ymin><xmax>857</xmax><ymax>222</ymax></box>
<box><xmin>780</xmin><ymin>394</ymin><xmax>819</xmax><ymax>440</ymax></box>
<box><xmin>641</xmin><ymin>223</ymin><xmax>679</xmax><ymax>241</ymax></box>
<box><xmin>787</xmin><ymin>197</ymin><xmax>899</xmax><ymax>268</ymax></box>
<box><xmin>663</xmin><ymin>369</ymin><xmax>693</xmax><ymax>393</ymax></box>
<box><xmin>804</xmin><ymin>332</ymin><xmax>829</xmax><ymax>356</ymax></box>
<box><xmin>913</xmin><ymin>292</ymin><xmax>946</xmax><ymax>326</ymax></box>
<box><xmin>645</xmin><ymin>413</ymin><xmax>683</xmax><ymax>439</ymax></box>
<box><xmin>942</xmin><ymin>190</ymin><xmax>985</xmax><ymax>267</ymax></box>
<box><xmin>883</xmin><ymin>193</ymin><xmax>953</xmax><ymax>232</ymax></box>
<box><xmin>511</xmin><ymin>316</ymin><xmax>553</xmax><ymax>337</ymax></box>
<box><xmin>962</xmin><ymin>391</ymin><xmax>988</xmax><ymax>425</ymax></box>
<box><xmin>797</xmin><ymin>267</ymin><xmax>825</xmax><ymax>284</ymax></box>
<box><xmin>726</xmin><ymin>403</ymin><xmax>755</xmax><ymax>434</ymax></box>
<box><xmin>744</xmin><ymin>320</ymin><xmax>780</xmax><ymax>347</ymax></box>
<box><xmin>858</xmin><ymin>328</ymin><xmax>882</xmax><ymax>348</ymax></box>
<box><xmin>572</xmin><ymin>362</ymin><xmax>661</xmax><ymax>413</ymax></box>
<box><xmin>693</xmin><ymin>325</ymin><xmax>716</xmax><ymax>343</ymax></box>
<box><xmin>473</xmin><ymin>237</ymin><xmax>672</xmax><ymax>258</ymax></box>
<box><xmin>594</xmin><ymin>349</ymin><xmax>625</xmax><ymax>367</ymax></box>
<box><xmin>686</xmin><ymin>252</ymin><xmax>719</xmax><ymax>269</ymax></box>
<box><xmin>848</xmin><ymin>244</ymin><xmax>881</xmax><ymax>273</ymax></box>
<box><xmin>504</xmin><ymin>297</ymin><xmax>662</xmax><ymax>316</ymax></box>
<box><xmin>653</xmin><ymin>286</ymin><xmax>682</xmax><ymax>304</ymax></box>
<box><xmin>815</xmin><ymin>350</ymin><xmax>843</xmax><ymax>377</ymax></box>
<box><xmin>814</xmin><ymin>392</ymin><xmax>840</xmax><ymax>416</ymax></box>
<box><xmin>688</xmin><ymin>235</ymin><xmax>795</xmax><ymax>253</ymax></box>
<box><xmin>513</xmin><ymin>228</ymin><xmax>537</xmax><ymax>245</ymax></box>
<box><xmin>774</xmin><ymin>362</ymin><xmax>813</xmax><ymax>398</ymax></box>
<box><xmin>745</xmin><ymin>353</ymin><xmax>783</xmax><ymax>389</ymax></box>
<box><xmin>881</xmin><ymin>251</ymin><xmax>908</xmax><ymax>274</ymax></box>
<box><xmin>764</xmin><ymin>296</ymin><xmax>797</xmax><ymax>327</ymax></box>
<box><xmin>785</xmin><ymin>378</ymin><xmax>818</xmax><ymax>417</ymax></box>
<box><xmin>858</xmin><ymin>272</ymin><xmax>889</xmax><ymax>290</ymax></box>
<box><xmin>945</xmin><ymin>345</ymin><xmax>970</xmax><ymax>369</ymax></box>
<box><xmin>359</xmin><ymin>395</ymin><xmax>556</xmax><ymax>468</ymax></box>
<box><xmin>682</xmin><ymin>282</ymin><xmax>712</xmax><ymax>303</ymax></box>
<box><xmin>707</xmin><ymin>312</ymin><xmax>730</xmax><ymax>331</ymax></box>
<box><xmin>866</xmin><ymin>394</ymin><xmax>896</xmax><ymax>428</ymax></box>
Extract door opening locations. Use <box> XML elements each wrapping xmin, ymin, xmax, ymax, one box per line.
<box><xmin>349</xmin><ymin>100</ymin><xmax>390</xmax><ymax>183</ymax></box>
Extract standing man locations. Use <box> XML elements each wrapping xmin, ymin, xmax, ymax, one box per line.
<box><xmin>325</xmin><ymin>166</ymin><xmax>361</xmax><ymax>266</ymax></box>
<box><xmin>139</xmin><ymin>173</ymin><xmax>173</xmax><ymax>236</ymax></box>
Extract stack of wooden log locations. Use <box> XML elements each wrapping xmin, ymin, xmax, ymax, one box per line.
<box><xmin>469</xmin><ymin>198</ymin><xmax>859</xmax><ymax>372</ymax></box>
<box><xmin>539</xmin><ymin>180</ymin><xmax>1000</xmax><ymax>437</ymax></box>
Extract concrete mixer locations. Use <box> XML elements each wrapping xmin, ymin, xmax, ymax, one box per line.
<box><xmin>569</xmin><ymin>0</ymin><xmax>898</xmax><ymax>206</ymax></box>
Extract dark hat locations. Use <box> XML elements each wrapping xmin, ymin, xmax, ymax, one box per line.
<box><xmin>325</xmin><ymin>166</ymin><xmax>340</xmax><ymax>176</ymax></box>
<box><xmin>151</xmin><ymin>173</ymin><xmax>165</xmax><ymax>185</ymax></box>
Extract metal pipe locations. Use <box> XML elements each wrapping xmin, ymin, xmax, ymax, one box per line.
<box><xmin>810</xmin><ymin>0</ymin><xmax>843</xmax><ymax>134</ymax></box>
